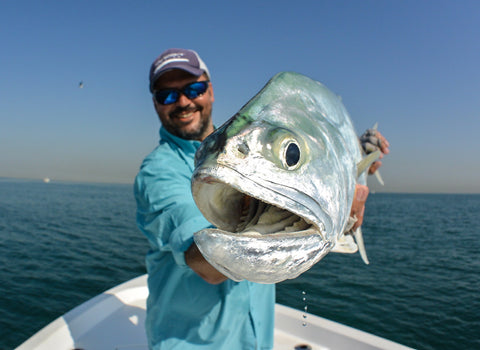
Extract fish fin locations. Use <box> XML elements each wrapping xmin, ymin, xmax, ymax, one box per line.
<box><xmin>353</xmin><ymin>227</ymin><xmax>370</xmax><ymax>265</ymax></box>
<box><xmin>332</xmin><ymin>217</ymin><xmax>358</xmax><ymax>253</ymax></box>
<box><xmin>357</xmin><ymin>149</ymin><xmax>381</xmax><ymax>177</ymax></box>
<box><xmin>332</xmin><ymin>216</ymin><xmax>369</xmax><ymax>264</ymax></box>
<box><xmin>331</xmin><ymin>234</ymin><xmax>358</xmax><ymax>253</ymax></box>
<box><xmin>374</xmin><ymin>170</ymin><xmax>385</xmax><ymax>186</ymax></box>
<box><xmin>370</xmin><ymin>122</ymin><xmax>384</xmax><ymax>185</ymax></box>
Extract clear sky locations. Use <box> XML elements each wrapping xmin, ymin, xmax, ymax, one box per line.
<box><xmin>1</xmin><ymin>0</ymin><xmax>479</xmax><ymax>193</ymax></box>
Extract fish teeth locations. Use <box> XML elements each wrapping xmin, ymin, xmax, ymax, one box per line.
<box><xmin>235</xmin><ymin>196</ymin><xmax>314</xmax><ymax>236</ymax></box>
<box><xmin>284</xmin><ymin>218</ymin><xmax>311</xmax><ymax>233</ymax></box>
<box><xmin>237</xmin><ymin>201</ymin><xmax>306</xmax><ymax>235</ymax></box>
<box><xmin>236</xmin><ymin>196</ymin><xmax>261</xmax><ymax>232</ymax></box>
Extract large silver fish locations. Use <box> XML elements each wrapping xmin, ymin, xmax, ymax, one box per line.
<box><xmin>191</xmin><ymin>72</ymin><xmax>380</xmax><ymax>284</ymax></box>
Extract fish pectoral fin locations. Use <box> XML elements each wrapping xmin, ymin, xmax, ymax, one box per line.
<box><xmin>332</xmin><ymin>216</ymin><xmax>358</xmax><ymax>253</ymax></box>
<box><xmin>332</xmin><ymin>233</ymin><xmax>358</xmax><ymax>254</ymax></box>
<box><xmin>332</xmin><ymin>217</ymin><xmax>370</xmax><ymax>264</ymax></box>
<box><xmin>356</xmin><ymin>149</ymin><xmax>381</xmax><ymax>177</ymax></box>
<box><xmin>353</xmin><ymin>227</ymin><xmax>370</xmax><ymax>265</ymax></box>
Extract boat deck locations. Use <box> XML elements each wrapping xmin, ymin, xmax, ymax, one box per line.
<box><xmin>16</xmin><ymin>275</ymin><xmax>413</xmax><ymax>350</ymax></box>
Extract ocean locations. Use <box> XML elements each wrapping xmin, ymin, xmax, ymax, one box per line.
<box><xmin>0</xmin><ymin>178</ymin><xmax>478</xmax><ymax>349</ymax></box>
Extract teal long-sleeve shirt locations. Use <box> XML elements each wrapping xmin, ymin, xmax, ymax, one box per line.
<box><xmin>134</xmin><ymin>127</ymin><xmax>275</xmax><ymax>350</ymax></box>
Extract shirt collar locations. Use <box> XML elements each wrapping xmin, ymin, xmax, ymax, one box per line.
<box><xmin>159</xmin><ymin>127</ymin><xmax>202</xmax><ymax>155</ymax></box>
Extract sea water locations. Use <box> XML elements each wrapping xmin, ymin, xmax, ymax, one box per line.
<box><xmin>1</xmin><ymin>178</ymin><xmax>479</xmax><ymax>349</ymax></box>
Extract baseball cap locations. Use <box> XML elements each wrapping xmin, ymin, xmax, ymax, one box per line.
<box><xmin>149</xmin><ymin>48</ymin><xmax>211</xmax><ymax>92</ymax></box>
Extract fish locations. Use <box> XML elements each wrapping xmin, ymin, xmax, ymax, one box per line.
<box><xmin>191</xmin><ymin>72</ymin><xmax>381</xmax><ymax>284</ymax></box>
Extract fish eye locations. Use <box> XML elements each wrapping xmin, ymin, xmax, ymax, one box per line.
<box><xmin>264</xmin><ymin>128</ymin><xmax>306</xmax><ymax>170</ymax></box>
<box><xmin>284</xmin><ymin>141</ymin><xmax>301</xmax><ymax>168</ymax></box>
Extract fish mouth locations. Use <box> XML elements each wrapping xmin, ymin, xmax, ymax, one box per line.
<box><xmin>192</xmin><ymin>165</ymin><xmax>331</xmax><ymax>283</ymax></box>
<box><xmin>192</xmin><ymin>166</ymin><xmax>326</xmax><ymax>239</ymax></box>
<box><xmin>235</xmin><ymin>193</ymin><xmax>317</xmax><ymax>236</ymax></box>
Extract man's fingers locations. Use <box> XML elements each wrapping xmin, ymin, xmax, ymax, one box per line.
<box><xmin>350</xmin><ymin>184</ymin><xmax>369</xmax><ymax>231</ymax></box>
<box><xmin>368</xmin><ymin>161</ymin><xmax>382</xmax><ymax>175</ymax></box>
<box><xmin>361</xmin><ymin>129</ymin><xmax>390</xmax><ymax>155</ymax></box>
<box><xmin>376</xmin><ymin>131</ymin><xmax>390</xmax><ymax>154</ymax></box>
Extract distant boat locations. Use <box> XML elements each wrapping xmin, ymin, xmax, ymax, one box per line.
<box><xmin>43</xmin><ymin>178</ymin><xmax>50</xmax><ymax>183</ymax></box>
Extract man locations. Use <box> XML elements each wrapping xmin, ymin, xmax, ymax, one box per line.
<box><xmin>134</xmin><ymin>48</ymin><xmax>389</xmax><ymax>350</ymax></box>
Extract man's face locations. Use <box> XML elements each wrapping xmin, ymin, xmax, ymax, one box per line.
<box><xmin>152</xmin><ymin>70</ymin><xmax>214</xmax><ymax>141</ymax></box>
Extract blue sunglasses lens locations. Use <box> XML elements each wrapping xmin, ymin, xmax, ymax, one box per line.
<box><xmin>184</xmin><ymin>82</ymin><xmax>208</xmax><ymax>99</ymax></box>
<box><xmin>156</xmin><ymin>91</ymin><xmax>179</xmax><ymax>105</ymax></box>
<box><xmin>155</xmin><ymin>81</ymin><xmax>209</xmax><ymax>105</ymax></box>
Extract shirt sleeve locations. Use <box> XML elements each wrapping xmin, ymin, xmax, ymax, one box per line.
<box><xmin>134</xmin><ymin>151</ymin><xmax>212</xmax><ymax>267</ymax></box>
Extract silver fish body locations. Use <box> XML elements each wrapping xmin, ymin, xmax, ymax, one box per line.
<box><xmin>192</xmin><ymin>72</ymin><xmax>371</xmax><ymax>284</ymax></box>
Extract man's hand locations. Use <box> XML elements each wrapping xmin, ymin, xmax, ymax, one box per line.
<box><xmin>360</xmin><ymin>129</ymin><xmax>390</xmax><ymax>174</ymax></box>
<box><xmin>185</xmin><ymin>243</ymin><xmax>227</xmax><ymax>284</ymax></box>
<box><xmin>349</xmin><ymin>184</ymin><xmax>369</xmax><ymax>231</ymax></box>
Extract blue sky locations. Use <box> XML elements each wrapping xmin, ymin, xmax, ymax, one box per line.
<box><xmin>1</xmin><ymin>0</ymin><xmax>479</xmax><ymax>193</ymax></box>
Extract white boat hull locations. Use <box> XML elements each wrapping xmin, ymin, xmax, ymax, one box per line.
<box><xmin>16</xmin><ymin>275</ymin><xmax>413</xmax><ymax>350</ymax></box>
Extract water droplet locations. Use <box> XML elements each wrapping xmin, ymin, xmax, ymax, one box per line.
<box><xmin>301</xmin><ymin>290</ymin><xmax>308</xmax><ymax>327</ymax></box>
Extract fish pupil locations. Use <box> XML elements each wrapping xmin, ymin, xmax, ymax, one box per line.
<box><xmin>285</xmin><ymin>142</ymin><xmax>300</xmax><ymax>167</ymax></box>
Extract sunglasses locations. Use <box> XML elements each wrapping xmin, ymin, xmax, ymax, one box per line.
<box><xmin>153</xmin><ymin>80</ymin><xmax>210</xmax><ymax>105</ymax></box>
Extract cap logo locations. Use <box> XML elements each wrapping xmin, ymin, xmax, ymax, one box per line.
<box><xmin>154</xmin><ymin>58</ymin><xmax>189</xmax><ymax>75</ymax></box>
<box><xmin>153</xmin><ymin>53</ymin><xmax>193</xmax><ymax>74</ymax></box>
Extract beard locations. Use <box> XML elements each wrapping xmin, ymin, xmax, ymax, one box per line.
<box><xmin>165</xmin><ymin>106</ymin><xmax>212</xmax><ymax>141</ymax></box>
<box><xmin>173</xmin><ymin>118</ymin><xmax>210</xmax><ymax>141</ymax></box>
